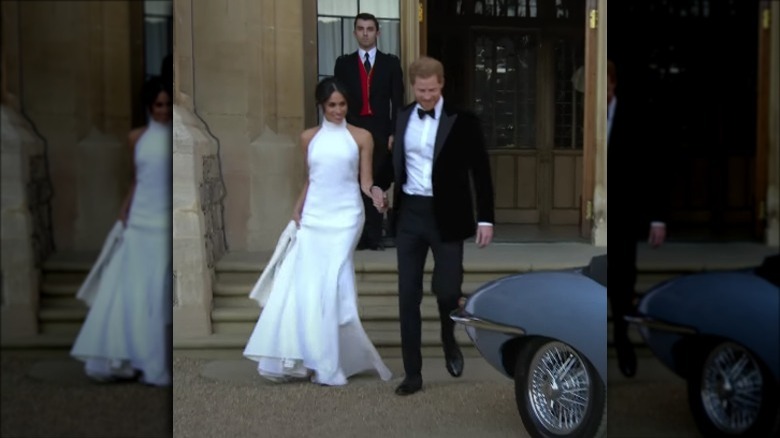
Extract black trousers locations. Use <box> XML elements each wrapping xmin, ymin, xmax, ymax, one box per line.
<box><xmin>396</xmin><ymin>195</ymin><xmax>464</xmax><ymax>379</ymax></box>
<box><xmin>608</xmin><ymin>237</ymin><xmax>638</xmax><ymax>342</ymax></box>
<box><xmin>359</xmin><ymin>193</ymin><xmax>383</xmax><ymax>246</ymax></box>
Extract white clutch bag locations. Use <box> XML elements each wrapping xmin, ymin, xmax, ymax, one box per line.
<box><xmin>248</xmin><ymin>220</ymin><xmax>298</xmax><ymax>307</ymax></box>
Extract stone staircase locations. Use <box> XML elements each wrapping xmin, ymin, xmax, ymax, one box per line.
<box><xmin>1</xmin><ymin>253</ymin><xmax>93</xmax><ymax>348</ymax></box>
<box><xmin>193</xmin><ymin>257</ymin><xmax>515</xmax><ymax>356</ymax></box>
<box><xmin>4</xmin><ymin>243</ymin><xmax>772</xmax><ymax>355</ymax></box>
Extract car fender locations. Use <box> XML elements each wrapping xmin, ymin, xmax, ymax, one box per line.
<box><xmin>638</xmin><ymin>272</ymin><xmax>780</xmax><ymax>381</ymax></box>
<box><xmin>466</xmin><ymin>271</ymin><xmax>607</xmax><ymax>382</ymax></box>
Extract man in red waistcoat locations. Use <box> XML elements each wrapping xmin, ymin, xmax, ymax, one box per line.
<box><xmin>334</xmin><ymin>12</ymin><xmax>404</xmax><ymax>250</ymax></box>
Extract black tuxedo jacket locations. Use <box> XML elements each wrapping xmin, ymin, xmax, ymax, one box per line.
<box><xmin>376</xmin><ymin>103</ymin><xmax>495</xmax><ymax>242</ymax></box>
<box><xmin>608</xmin><ymin>96</ymin><xmax>670</xmax><ymax>238</ymax></box>
<box><xmin>333</xmin><ymin>50</ymin><xmax>404</xmax><ymax>145</ymax></box>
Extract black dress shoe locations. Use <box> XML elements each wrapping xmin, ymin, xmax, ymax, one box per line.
<box><xmin>615</xmin><ymin>338</ymin><xmax>637</xmax><ymax>378</ymax></box>
<box><xmin>395</xmin><ymin>376</ymin><xmax>423</xmax><ymax>396</ymax></box>
<box><xmin>443</xmin><ymin>341</ymin><xmax>464</xmax><ymax>377</ymax></box>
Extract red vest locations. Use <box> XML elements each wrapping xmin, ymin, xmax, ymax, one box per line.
<box><xmin>358</xmin><ymin>55</ymin><xmax>375</xmax><ymax>116</ymax></box>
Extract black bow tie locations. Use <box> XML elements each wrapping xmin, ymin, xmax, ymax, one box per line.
<box><xmin>417</xmin><ymin>108</ymin><xmax>436</xmax><ymax>119</ymax></box>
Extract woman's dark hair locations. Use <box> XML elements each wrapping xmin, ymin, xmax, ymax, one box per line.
<box><xmin>141</xmin><ymin>76</ymin><xmax>171</xmax><ymax>112</ymax></box>
<box><xmin>315</xmin><ymin>76</ymin><xmax>349</xmax><ymax>107</ymax></box>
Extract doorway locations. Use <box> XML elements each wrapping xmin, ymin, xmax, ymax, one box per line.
<box><xmin>611</xmin><ymin>0</ymin><xmax>761</xmax><ymax>242</ymax></box>
<box><xmin>425</xmin><ymin>0</ymin><xmax>587</xmax><ymax>242</ymax></box>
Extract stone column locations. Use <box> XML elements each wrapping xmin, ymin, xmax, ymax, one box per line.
<box><xmin>246</xmin><ymin>0</ymin><xmax>305</xmax><ymax>250</ymax></box>
<box><xmin>15</xmin><ymin>2</ymin><xmax>131</xmax><ymax>253</ymax></box>
<box><xmin>1</xmin><ymin>0</ymin><xmax>43</xmax><ymax>340</ymax></box>
<box><xmin>400</xmin><ymin>0</ymin><xmax>421</xmax><ymax>102</ymax></box>
<box><xmin>591</xmin><ymin>0</ymin><xmax>607</xmax><ymax>247</ymax></box>
<box><xmin>172</xmin><ymin>0</ymin><xmax>221</xmax><ymax>338</ymax></box>
<box><xmin>189</xmin><ymin>0</ymin><xmax>304</xmax><ymax>253</ymax></box>
<box><xmin>766</xmin><ymin>1</ymin><xmax>779</xmax><ymax>246</ymax></box>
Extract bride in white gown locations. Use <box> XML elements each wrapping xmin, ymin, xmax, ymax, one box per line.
<box><xmin>70</xmin><ymin>76</ymin><xmax>172</xmax><ymax>386</ymax></box>
<box><xmin>243</xmin><ymin>77</ymin><xmax>392</xmax><ymax>386</ymax></box>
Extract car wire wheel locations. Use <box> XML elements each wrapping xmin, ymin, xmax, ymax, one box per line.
<box><xmin>527</xmin><ymin>341</ymin><xmax>591</xmax><ymax>434</ymax></box>
<box><xmin>699</xmin><ymin>342</ymin><xmax>764</xmax><ymax>434</ymax></box>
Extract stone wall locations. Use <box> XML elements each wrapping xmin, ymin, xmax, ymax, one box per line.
<box><xmin>201</xmin><ymin>154</ymin><xmax>227</xmax><ymax>268</ymax></box>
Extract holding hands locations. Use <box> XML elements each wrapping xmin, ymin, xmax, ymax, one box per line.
<box><xmin>370</xmin><ymin>186</ymin><xmax>388</xmax><ymax>213</ymax></box>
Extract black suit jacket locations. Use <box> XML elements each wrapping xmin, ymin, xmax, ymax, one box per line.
<box><xmin>333</xmin><ymin>50</ymin><xmax>404</xmax><ymax>146</ymax></box>
<box><xmin>376</xmin><ymin>103</ymin><xmax>495</xmax><ymax>242</ymax></box>
<box><xmin>608</xmin><ymin>96</ymin><xmax>669</xmax><ymax>238</ymax></box>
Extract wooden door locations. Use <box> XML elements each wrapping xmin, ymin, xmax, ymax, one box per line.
<box><xmin>612</xmin><ymin>0</ymin><xmax>760</xmax><ymax>240</ymax></box>
<box><xmin>427</xmin><ymin>0</ymin><xmax>585</xmax><ymax>228</ymax></box>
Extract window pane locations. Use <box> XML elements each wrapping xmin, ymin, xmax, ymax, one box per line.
<box><xmin>144</xmin><ymin>16</ymin><xmax>171</xmax><ymax>78</ymax></box>
<box><xmin>553</xmin><ymin>37</ymin><xmax>584</xmax><ymax>149</ymax></box>
<box><xmin>341</xmin><ymin>18</ymin><xmax>359</xmax><ymax>54</ymax></box>
<box><xmin>377</xmin><ymin>20</ymin><xmax>400</xmax><ymax>56</ymax></box>
<box><xmin>360</xmin><ymin>0</ymin><xmax>400</xmax><ymax>19</ymax></box>
<box><xmin>318</xmin><ymin>0</ymin><xmax>357</xmax><ymax>16</ymax></box>
<box><xmin>145</xmin><ymin>0</ymin><xmax>171</xmax><ymax>16</ymax></box>
<box><xmin>474</xmin><ymin>33</ymin><xmax>537</xmax><ymax>149</ymax></box>
<box><xmin>318</xmin><ymin>17</ymin><xmax>343</xmax><ymax>76</ymax></box>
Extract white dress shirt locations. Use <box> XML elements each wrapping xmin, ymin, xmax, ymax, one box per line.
<box><xmin>358</xmin><ymin>47</ymin><xmax>377</xmax><ymax>69</ymax></box>
<box><xmin>402</xmin><ymin>97</ymin><xmax>442</xmax><ymax>197</ymax></box>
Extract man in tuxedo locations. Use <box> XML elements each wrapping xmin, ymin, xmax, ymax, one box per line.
<box><xmin>607</xmin><ymin>59</ymin><xmax>668</xmax><ymax>377</ymax></box>
<box><xmin>372</xmin><ymin>56</ymin><xmax>495</xmax><ymax>395</ymax></box>
<box><xmin>334</xmin><ymin>12</ymin><xmax>404</xmax><ymax>250</ymax></box>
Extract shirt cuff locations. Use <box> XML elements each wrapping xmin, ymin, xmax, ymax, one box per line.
<box><xmin>477</xmin><ymin>222</ymin><xmax>493</xmax><ymax>227</ymax></box>
<box><xmin>650</xmin><ymin>221</ymin><xmax>666</xmax><ymax>227</ymax></box>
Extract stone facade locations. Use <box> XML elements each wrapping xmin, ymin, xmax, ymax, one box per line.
<box><xmin>1</xmin><ymin>1</ymin><xmax>137</xmax><ymax>342</ymax></box>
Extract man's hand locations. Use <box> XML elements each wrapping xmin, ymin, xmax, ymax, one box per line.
<box><xmin>648</xmin><ymin>223</ymin><xmax>666</xmax><ymax>248</ymax></box>
<box><xmin>475</xmin><ymin>225</ymin><xmax>493</xmax><ymax>248</ymax></box>
<box><xmin>370</xmin><ymin>186</ymin><xmax>387</xmax><ymax>213</ymax></box>
<box><xmin>388</xmin><ymin>135</ymin><xmax>394</xmax><ymax>151</ymax></box>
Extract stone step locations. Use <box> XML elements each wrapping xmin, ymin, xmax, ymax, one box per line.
<box><xmin>176</xmin><ymin>327</ymin><xmax>472</xmax><ymax>348</ymax></box>
<box><xmin>0</xmin><ymin>333</ymin><xmax>76</xmax><ymax>348</ymax></box>
<box><xmin>213</xmin><ymin>280</ymin><xmax>488</xmax><ymax>298</ymax></box>
<box><xmin>215</xmin><ymin>270</ymin><xmax>519</xmax><ymax>287</ymax></box>
<box><xmin>39</xmin><ymin>307</ymin><xmax>87</xmax><ymax>321</ymax></box>
<box><xmin>213</xmin><ymin>317</ymin><xmax>466</xmax><ymax>335</ymax></box>
<box><xmin>39</xmin><ymin>297</ymin><xmax>86</xmax><ymax>309</ymax></box>
<box><xmin>39</xmin><ymin>322</ymin><xmax>82</xmax><ymax>336</ymax></box>
<box><xmin>211</xmin><ymin>296</ymin><xmax>453</xmax><ymax>323</ymax></box>
<box><xmin>40</xmin><ymin>282</ymin><xmax>83</xmax><ymax>297</ymax></box>
<box><xmin>41</xmin><ymin>252</ymin><xmax>96</xmax><ymax>272</ymax></box>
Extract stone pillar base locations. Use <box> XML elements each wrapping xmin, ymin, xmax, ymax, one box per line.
<box><xmin>1</xmin><ymin>104</ymin><xmax>43</xmax><ymax>340</ymax></box>
<box><xmin>172</xmin><ymin>104</ymin><xmax>219</xmax><ymax>338</ymax></box>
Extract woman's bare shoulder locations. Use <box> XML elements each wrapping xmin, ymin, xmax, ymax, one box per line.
<box><xmin>300</xmin><ymin>126</ymin><xmax>320</xmax><ymax>145</ymax></box>
<box><xmin>128</xmin><ymin>126</ymin><xmax>147</xmax><ymax>146</ymax></box>
<box><xmin>346</xmin><ymin>124</ymin><xmax>372</xmax><ymax>146</ymax></box>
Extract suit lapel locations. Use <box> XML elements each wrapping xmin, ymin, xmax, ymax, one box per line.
<box><xmin>395</xmin><ymin>106</ymin><xmax>413</xmax><ymax>178</ymax></box>
<box><xmin>433</xmin><ymin>108</ymin><xmax>457</xmax><ymax>163</ymax></box>
<box><xmin>369</xmin><ymin>51</ymin><xmax>383</xmax><ymax>94</ymax></box>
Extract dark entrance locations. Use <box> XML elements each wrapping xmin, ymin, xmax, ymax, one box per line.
<box><xmin>611</xmin><ymin>0</ymin><xmax>761</xmax><ymax>242</ymax></box>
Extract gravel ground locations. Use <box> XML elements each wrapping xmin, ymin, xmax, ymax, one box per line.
<box><xmin>1</xmin><ymin>353</ymin><xmax>170</xmax><ymax>437</ymax></box>
<box><xmin>172</xmin><ymin>355</ymin><xmax>528</xmax><ymax>438</ymax></box>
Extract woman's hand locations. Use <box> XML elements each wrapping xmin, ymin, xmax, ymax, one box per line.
<box><xmin>370</xmin><ymin>186</ymin><xmax>387</xmax><ymax>213</ymax></box>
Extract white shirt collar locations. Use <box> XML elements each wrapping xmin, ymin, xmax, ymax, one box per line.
<box><xmin>358</xmin><ymin>47</ymin><xmax>377</xmax><ymax>62</ymax></box>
